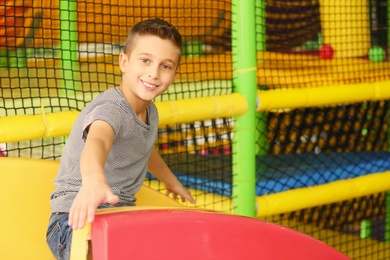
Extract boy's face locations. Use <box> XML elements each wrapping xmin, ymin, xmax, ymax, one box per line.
<box><xmin>119</xmin><ymin>35</ymin><xmax>180</xmax><ymax>103</ymax></box>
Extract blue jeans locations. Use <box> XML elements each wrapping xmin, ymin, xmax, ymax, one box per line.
<box><xmin>46</xmin><ymin>213</ymin><xmax>73</xmax><ymax>260</ymax></box>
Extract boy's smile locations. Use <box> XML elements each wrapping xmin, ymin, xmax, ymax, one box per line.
<box><xmin>119</xmin><ymin>35</ymin><xmax>180</xmax><ymax>113</ymax></box>
<box><xmin>142</xmin><ymin>80</ymin><xmax>157</xmax><ymax>89</ymax></box>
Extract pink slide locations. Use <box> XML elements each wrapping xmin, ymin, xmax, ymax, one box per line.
<box><xmin>90</xmin><ymin>208</ymin><xmax>351</xmax><ymax>260</ymax></box>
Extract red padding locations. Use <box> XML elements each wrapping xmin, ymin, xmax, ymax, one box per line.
<box><xmin>91</xmin><ymin>209</ymin><xmax>350</xmax><ymax>260</ymax></box>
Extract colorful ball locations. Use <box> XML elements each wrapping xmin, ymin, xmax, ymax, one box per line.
<box><xmin>319</xmin><ymin>44</ymin><xmax>334</xmax><ymax>59</ymax></box>
<box><xmin>160</xmin><ymin>143</ymin><xmax>169</xmax><ymax>149</ymax></box>
<box><xmin>368</xmin><ymin>46</ymin><xmax>386</xmax><ymax>62</ymax></box>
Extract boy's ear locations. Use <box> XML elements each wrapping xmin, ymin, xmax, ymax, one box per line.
<box><xmin>171</xmin><ymin>70</ymin><xmax>180</xmax><ymax>84</ymax></box>
<box><xmin>119</xmin><ymin>53</ymin><xmax>128</xmax><ymax>73</ymax></box>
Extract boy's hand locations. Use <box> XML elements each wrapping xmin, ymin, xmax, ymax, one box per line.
<box><xmin>68</xmin><ymin>176</ymin><xmax>119</xmax><ymax>229</ymax></box>
<box><xmin>165</xmin><ymin>182</ymin><xmax>196</xmax><ymax>204</ymax></box>
<box><xmin>147</xmin><ymin>149</ymin><xmax>195</xmax><ymax>204</ymax></box>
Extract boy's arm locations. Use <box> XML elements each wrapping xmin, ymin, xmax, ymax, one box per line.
<box><xmin>68</xmin><ymin>120</ymin><xmax>119</xmax><ymax>229</ymax></box>
<box><xmin>148</xmin><ymin>148</ymin><xmax>196</xmax><ymax>204</ymax></box>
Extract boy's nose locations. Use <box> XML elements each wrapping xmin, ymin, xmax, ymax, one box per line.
<box><xmin>148</xmin><ymin>67</ymin><xmax>159</xmax><ymax>79</ymax></box>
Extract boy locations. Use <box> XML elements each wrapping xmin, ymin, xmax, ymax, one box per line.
<box><xmin>46</xmin><ymin>18</ymin><xmax>195</xmax><ymax>260</ymax></box>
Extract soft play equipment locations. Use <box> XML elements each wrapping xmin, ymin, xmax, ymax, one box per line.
<box><xmin>1</xmin><ymin>156</ymin><xmax>350</xmax><ymax>260</ymax></box>
<box><xmin>0</xmin><ymin>157</ymin><xmax>183</xmax><ymax>260</ymax></box>
<box><xmin>71</xmin><ymin>207</ymin><xmax>351</xmax><ymax>260</ymax></box>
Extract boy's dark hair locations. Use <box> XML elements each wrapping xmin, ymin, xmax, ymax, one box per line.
<box><xmin>123</xmin><ymin>18</ymin><xmax>182</xmax><ymax>57</ymax></box>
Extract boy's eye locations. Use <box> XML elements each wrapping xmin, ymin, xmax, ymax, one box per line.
<box><xmin>162</xmin><ymin>64</ymin><xmax>172</xmax><ymax>70</ymax></box>
<box><xmin>141</xmin><ymin>58</ymin><xmax>150</xmax><ymax>63</ymax></box>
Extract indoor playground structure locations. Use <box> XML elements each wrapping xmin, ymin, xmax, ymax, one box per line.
<box><xmin>1</xmin><ymin>0</ymin><xmax>390</xmax><ymax>259</ymax></box>
<box><xmin>0</xmin><ymin>157</ymin><xmax>351</xmax><ymax>259</ymax></box>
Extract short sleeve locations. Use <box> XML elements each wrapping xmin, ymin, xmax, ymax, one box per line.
<box><xmin>81</xmin><ymin>102</ymin><xmax>126</xmax><ymax>141</ymax></box>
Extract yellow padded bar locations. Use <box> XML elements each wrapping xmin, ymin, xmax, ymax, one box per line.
<box><xmin>256</xmin><ymin>171</ymin><xmax>390</xmax><ymax>217</ymax></box>
<box><xmin>257</xmin><ymin>80</ymin><xmax>390</xmax><ymax>111</ymax></box>
<box><xmin>0</xmin><ymin>93</ymin><xmax>247</xmax><ymax>143</ymax></box>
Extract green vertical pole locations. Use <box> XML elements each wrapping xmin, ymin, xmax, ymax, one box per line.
<box><xmin>255</xmin><ymin>0</ymin><xmax>268</xmax><ymax>157</ymax></box>
<box><xmin>59</xmin><ymin>0</ymin><xmax>78</xmax><ymax>145</ymax></box>
<box><xmin>231</xmin><ymin>0</ymin><xmax>257</xmax><ymax>217</ymax></box>
<box><xmin>385</xmin><ymin>0</ymin><xmax>390</xmax><ymax>243</ymax></box>
<box><xmin>385</xmin><ymin>191</ymin><xmax>390</xmax><ymax>242</ymax></box>
<box><xmin>59</xmin><ymin>0</ymin><xmax>78</xmax><ymax>97</ymax></box>
<box><xmin>388</xmin><ymin>0</ymin><xmax>390</xmax><ymax>53</ymax></box>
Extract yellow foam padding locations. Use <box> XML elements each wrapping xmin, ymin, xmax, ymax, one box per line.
<box><xmin>0</xmin><ymin>157</ymin><xmax>188</xmax><ymax>260</ymax></box>
<box><xmin>0</xmin><ymin>157</ymin><xmax>59</xmax><ymax>260</ymax></box>
<box><xmin>0</xmin><ymin>110</ymin><xmax>79</xmax><ymax>143</ymax></box>
<box><xmin>0</xmin><ymin>112</ymin><xmax>45</xmax><ymax>142</ymax></box>
<box><xmin>156</xmin><ymin>93</ymin><xmax>247</xmax><ymax>124</ymax></box>
<box><xmin>0</xmin><ymin>93</ymin><xmax>247</xmax><ymax>143</ymax></box>
<box><xmin>256</xmin><ymin>171</ymin><xmax>390</xmax><ymax>217</ymax></box>
<box><xmin>70</xmin><ymin>222</ymin><xmax>91</xmax><ymax>260</ymax></box>
<box><xmin>257</xmin><ymin>80</ymin><xmax>390</xmax><ymax>112</ymax></box>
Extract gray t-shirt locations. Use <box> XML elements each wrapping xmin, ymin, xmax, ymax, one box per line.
<box><xmin>50</xmin><ymin>87</ymin><xmax>159</xmax><ymax>213</ymax></box>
